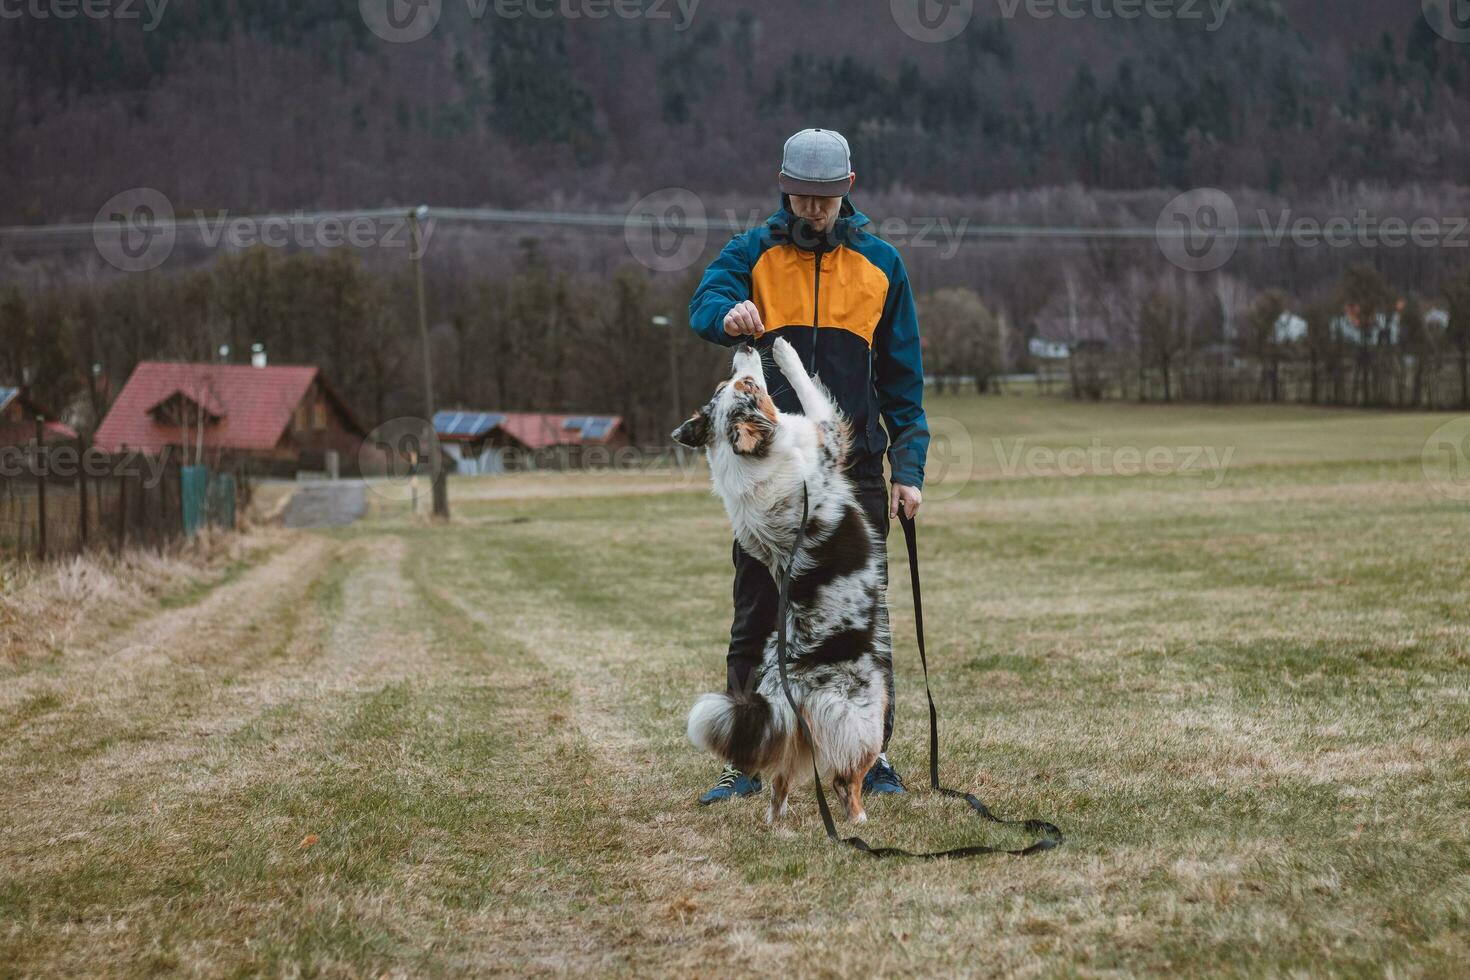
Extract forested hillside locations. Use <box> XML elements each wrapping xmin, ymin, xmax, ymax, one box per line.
<box><xmin>7</xmin><ymin>1</ymin><xmax>1470</xmax><ymax>440</ymax></box>
<box><xmin>4</xmin><ymin>0</ymin><xmax>1470</xmax><ymax>222</ymax></box>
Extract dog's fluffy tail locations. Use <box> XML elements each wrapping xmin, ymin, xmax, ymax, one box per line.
<box><xmin>687</xmin><ymin>692</ymin><xmax>793</xmax><ymax>774</ymax></box>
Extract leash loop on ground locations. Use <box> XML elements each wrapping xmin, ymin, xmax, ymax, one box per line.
<box><xmin>775</xmin><ymin>483</ymin><xmax>1064</xmax><ymax>859</ymax></box>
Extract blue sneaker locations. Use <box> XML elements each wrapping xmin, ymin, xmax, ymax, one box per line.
<box><xmin>863</xmin><ymin>754</ymin><xmax>907</xmax><ymax>795</ymax></box>
<box><xmin>699</xmin><ymin>765</ymin><xmax>762</xmax><ymax>805</ymax></box>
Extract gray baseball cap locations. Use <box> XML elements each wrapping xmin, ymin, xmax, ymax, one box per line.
<box><xmin>779</xmin><ymin>128</ymin><xmax>853</xmax><ymax>197</ymax></box>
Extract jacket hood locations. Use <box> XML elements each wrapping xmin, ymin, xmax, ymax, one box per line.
<box><xmin>768</xmin><ymin>195</ymin><xmax>870</xmax><ymax>249</ymax></box>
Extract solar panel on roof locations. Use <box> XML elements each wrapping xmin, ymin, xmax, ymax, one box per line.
<box><xmin>563</xmin><ymin>416</ymin><xmax>589</xmax><ymax>431</ymax></box>
<box><xmin>435</xmin><ymin>411</ymin><xmax>505</xmax><ymax>437</ymax></box>
<box><xmin>582</xmin><ymin>418</ymin><xmax>614</xmax><ymax>439</ymax></box>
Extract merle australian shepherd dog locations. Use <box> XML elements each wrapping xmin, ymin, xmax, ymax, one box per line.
<box><xmin>672</xmin><ymin>337</ymin><xmax>889</xmax><ymax>824</ymax></box>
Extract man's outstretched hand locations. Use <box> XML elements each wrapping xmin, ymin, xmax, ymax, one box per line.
<box><xmin>723</xmin><ymin>300</ymin><xmax>765</xmax><ymax>338</ymax></box>
<box><xmin>890</xmin><ymin>483</ymin><xmax>921</xmax><ymax>521</ymax></box>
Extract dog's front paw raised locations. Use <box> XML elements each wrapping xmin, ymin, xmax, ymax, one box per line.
<box><xmin>771</xmin><ymin>336</ymin><xmax>804</xmax><ymax>379</ymax></box>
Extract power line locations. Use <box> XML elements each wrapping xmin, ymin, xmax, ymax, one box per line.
<box><xmin>0</xmin><ymin>204</ymin><xmax>1302</xmax><ymax>248</ymax></box>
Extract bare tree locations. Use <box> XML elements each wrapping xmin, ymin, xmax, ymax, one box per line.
<box><xmin>919</xmin><ymin>288</ymin><xmax>1003</xmax><ymax>394</ymax></box>
<box><xmin>1447</xmin><ymin>266</ymin><xmax>1470</xmax><ymax>410</ymax></box>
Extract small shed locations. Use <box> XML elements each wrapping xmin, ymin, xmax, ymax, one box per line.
<box><xmin>434</xmin><ymin>411</ymin><xmax>628</xmax><ymax>473</ymax></box>
<box><xmin>0</xmin><ymin>387</ymin><xmax>78</xmax><ymax>448</ymax></box>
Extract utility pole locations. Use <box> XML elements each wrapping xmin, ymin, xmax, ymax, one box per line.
<box><xmin>653</xmin><ymin>314</ymin><xmax>684</xmax><ymax>470</ymax></box>
<box><xmin>652</xmin><ymin>314</ymin><xmax>680</xmax><ymax>422</ymax></box>
<box><xmin>34</xmin><ymin>416</ymin><xmax>47</xmax><ymax>562</ymax></box>
<box><xmin>409</xmin><ymin>205</ymin><xmax>448</xmax><ymax>519</ymax></box>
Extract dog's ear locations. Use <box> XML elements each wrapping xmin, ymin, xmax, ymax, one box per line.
<box><xmin>671</xmin><ymin>408</ymin><xmax>712</xmax><ymax>448</ymax></box>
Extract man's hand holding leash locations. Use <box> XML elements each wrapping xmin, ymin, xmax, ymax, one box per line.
<box><xmin>890</xmin><ymin>484</ymin><xmax>921</xmax><ymax>521</ymax></box>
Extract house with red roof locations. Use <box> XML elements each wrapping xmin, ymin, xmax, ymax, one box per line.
<box><xmin>0</xmin><ymin>387</ymin><xmax>78</xmax><ymax>447</ymax></box>
<box><xmin>94</xmin><ymin>362</ymin><xmax>369</xmax><ymax>474</ymax></box>
<box><xmin>433</xmin><ymin>411</ymin><xmax>627</xmax><ymax>473</ymax></box>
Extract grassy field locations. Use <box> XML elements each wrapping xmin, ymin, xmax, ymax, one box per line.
<box><xmin>2</xmin><ymin>393</ymin><xmax>1467</xmax><ymax>977</ymax></box>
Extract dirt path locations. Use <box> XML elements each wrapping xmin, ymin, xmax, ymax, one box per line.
<box><xmin>282</xmin><ymin>480</ymin><xmax>368</xmax><ymax>528</ymax></box>
<box><xmin>1</xmin><ymin>520</ymin><xmax>713</xmax><ymax>976</ymax></box>
<box><xmin>0</xmin><ymin>528</ymin><xmax>468</xmax><ymax>974</ymax></box>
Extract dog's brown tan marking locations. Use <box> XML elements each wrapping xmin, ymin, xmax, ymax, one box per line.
<box><xmin>836</xmin><ymin>418</ymin><xmax>852</xmax><ymax>462</ymax></box>
<box><xmin>754</xmin><ymin>390</ymin><xmax>777</xmax><ymax>422</ymax></box>
<box><xmin>733</xmin><ymin>378</ymin><xmax>779</xmax><ymax>418</ymax></box>
<box><xmin>830</xmin><ymin>773</ymin><xmax>867</xmax><ymax>823</ymax></box>
<box><xmin>733</xmin><ymin>419</ymin><xmax>769</xmax><ymax>455</ymax></box>
<box><xmin>816</xmin><ymin>417</ymin><xmax>852</xmax><ymax>469</ymax></box>
<box><xmin>726</xmin><ymin>376</ymin><xmax>779</xmax><ymax>456</ymax></box>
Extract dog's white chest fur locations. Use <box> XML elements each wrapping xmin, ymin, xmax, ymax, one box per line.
<box><xmin>708</xmin><ymin>420</ymin><xmax>819</xmax><ymax>567</ymax></box>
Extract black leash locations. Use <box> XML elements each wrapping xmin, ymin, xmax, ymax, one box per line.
<box><xmin>775</xmin><ymin>484</ymin><xmax>1064</xmax><ymax>859</ymax></box>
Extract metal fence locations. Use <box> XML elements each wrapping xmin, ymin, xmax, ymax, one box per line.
<box><xmin>0</xmin><ymin>430</ymin><xmax>237</xmax><ymax>561</ymax></box>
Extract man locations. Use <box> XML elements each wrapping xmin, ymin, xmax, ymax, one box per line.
<box><xmin>687</xmin><ymin>127</ymin><xmax>930</xmax><ymax>805</ymax></box>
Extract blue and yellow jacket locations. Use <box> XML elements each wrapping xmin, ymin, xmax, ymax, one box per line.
<box><xmin>688</xmin><ymin>197</ymin><xmax>930</xmax><ymax>488</ymax></box>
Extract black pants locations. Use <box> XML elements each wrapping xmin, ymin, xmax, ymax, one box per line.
<box><xmin>725</xmin><ymin>474</ymin><xmax>896</xmax><ymax>750</ymax></box>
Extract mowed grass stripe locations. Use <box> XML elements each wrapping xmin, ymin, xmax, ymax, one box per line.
<box><xmin>420</xmin><ymin>431</ymin><xmax>1467</xmax><ymax>974</ymax></box>
<box><xmin>1</xmin><ymin>534</ymin><xmax>596</xmax><ymax>975</ymax></box>
<box><xmin>1</xmin><ymin>395</ymin><xmax>1466</xmax><ymax>976</ymax></box>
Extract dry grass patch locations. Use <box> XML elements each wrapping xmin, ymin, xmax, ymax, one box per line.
<box><xmin>0</xmin><ymin>527</ymin><xmax>284</xmax><ymax>667</ymax></box>
<box><xmin>2</xmin><ymin>396</ymin><xmax>1467</xmax><ymax>977</ymax></box>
